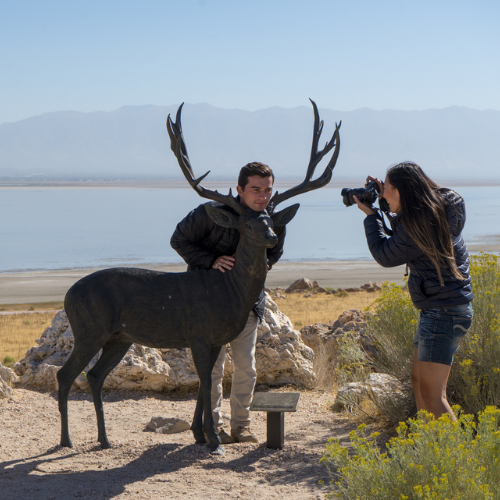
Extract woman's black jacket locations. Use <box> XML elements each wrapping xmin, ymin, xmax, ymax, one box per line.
<box><xmin>170</xmin><ymin>201</ymin><xmax>286</xmax><ymax>320</ymax></box>
<box><xmin>363</xmin><ymin>189</ymin><xmax>473</xmax><ymax>309</ymax></box>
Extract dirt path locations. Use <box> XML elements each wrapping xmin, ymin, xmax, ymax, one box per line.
<box><xmin>0</xmin><ymin>388</ymin><xmax>367</xmax><ymax>499</ymax></box>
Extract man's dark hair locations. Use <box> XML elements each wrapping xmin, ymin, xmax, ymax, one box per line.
<box><xmin>238</xmin><ymin>162</ymin><xmax>274</xmax><ymax>189</ymax></box>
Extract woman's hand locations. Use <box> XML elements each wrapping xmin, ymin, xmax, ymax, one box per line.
<box><xmin>354</xmin><ymin>174</ymin><xmax>383</xmax><ymax>216</ymax></box>
<box><xmin>366</xmin><ymin>175</ymin><xmax>385</xmax><ymax>196</ymax></box>
<box><xmin>354</xmin><ymin>195</ymin><xmax>376</xmax><ymax>216</ymax></box>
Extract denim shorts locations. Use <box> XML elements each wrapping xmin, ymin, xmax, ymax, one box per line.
<box><xmin>413</xmin><ymin>303</ymin><xmax>473</xmax><ymax>366</ymax></box>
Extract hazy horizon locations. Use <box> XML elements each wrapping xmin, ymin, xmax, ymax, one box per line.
<box><xmin>2</xmin><ymin>1</ymin><xmax>499</xmax><ymax>123</ymax></box>
<box><xmin>4</xmin><ymin>102</ymin><xmax>500</xmax><ymax>127</ymax></box>
<box><xmin>2</xmin><ymin>104</ymin><xmax>499</xmax><ymax>182</ymax></box>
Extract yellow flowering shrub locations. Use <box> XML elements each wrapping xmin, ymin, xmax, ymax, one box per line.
<box><xmin>321</xmin><ymin>407</ymin><xmax>500</xmax><ymax>499</ymax></box>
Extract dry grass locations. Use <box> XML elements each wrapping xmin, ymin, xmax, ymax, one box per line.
<box><xmin>0</xmin><ymin>301</ymin><xmax>64</xmax><ymax>312</ymax></box>
<box><xmin>275</xmin><ymin>290</ymin><xmax>380</xmax><ymax>328</ymax></box>
<box><xmin>0</xmin><ymin>312</ymin><xmax>55</xmax><ymax>364</ymax></box>
<box><xmin>272</xmin><ymin>290</ymin><xmax>381</xmax><ymax>392</ymax></box>
<box><xmin>0</xmin><ymin>292</ymin><xmax>379</xmax><ymax>368</ymax></box>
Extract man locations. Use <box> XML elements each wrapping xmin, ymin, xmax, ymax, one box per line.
<box><xmin>170</xmin><ymin>162</ymin><xmax>286</xmax><ymax>444</ymax></box>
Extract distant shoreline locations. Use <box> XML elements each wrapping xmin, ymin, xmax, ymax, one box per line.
<box><xmin>0</xmin><ymin>260</ymin><xmax>404</xmax><ymax>305</ymax></box>
<box><xmin>1</xmin><ymin>179</ymin><xmax>500</xmax><ymax>189</ymax></box>
<box><xmin>1</xmin><ymin>250</ymin><xmax>498</xmax><ymax>305</ymax></box>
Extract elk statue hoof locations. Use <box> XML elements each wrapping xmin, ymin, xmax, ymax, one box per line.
<box><xmin>60</xmin><ymin>438</ymin><xmax>73</xmax><ymax>448</ymax></box>
<box><xmin>99</xmin><ymin>438</ymin><xmax>111</xmax><ymax>449</ymax></box>
<box><xmin>208</xmin><ymin>443</ymin><xmax>225</xmax><ymax>455</ymax></box>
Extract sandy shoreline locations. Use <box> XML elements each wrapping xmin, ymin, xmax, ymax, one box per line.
<box><xmin>1</xmin><ymin>244</ymin><xmax>497</xmax><ymax>305</ymax></box>
<box><xmin>0</xmin><ymin>260</ymin><xmax>408</xmax><ymax>305</ymax></box>
<box><xmin>2</xmin><ymin>179</ymin><xmax>500</xmax><ymax>189</ymax></box>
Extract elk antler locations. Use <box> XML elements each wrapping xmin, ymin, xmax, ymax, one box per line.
<box><xmin>167</xmin><ymin>103</ymin><xmax>245</xmax><ymax>215</ymax></box>
<box><xmin>270</xmin><ymin>99</ymin><xmax>341</xmax><ymax>207</ymax></box>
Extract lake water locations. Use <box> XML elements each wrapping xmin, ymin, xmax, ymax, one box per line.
<box><xmin>1</xmin><ymin>185</ymin><xmax>498</xmax><ymax>272</ymax></box>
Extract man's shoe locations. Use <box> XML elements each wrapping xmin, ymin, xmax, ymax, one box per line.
<box><xmin>218</xmin><ymin>428</ymin><xmax>235</xmax><ymax>444</ymax></box>
<box><xmin>231</xmin><ymin>427</ymin><xmax>259</xmax><ymax>443</ymax></box>
<box><xmin>203</xmin><ymin>429</ymin><xmax>234</xmax><ymax>444</ymax></box>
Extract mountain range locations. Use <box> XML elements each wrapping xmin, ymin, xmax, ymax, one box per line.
<box><xmin>1</xmin><ymin>103</ymin><xmax>499</xmax><ymax>182</ymax></box>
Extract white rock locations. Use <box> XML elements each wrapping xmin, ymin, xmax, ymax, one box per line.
<box><xmin>333</xmin><ymin>373</ymin><xmax>404</xmax><ymax>410</ymax></box>
<box><xmin>285</xmin><ymin>278</ymin><xmax>315</xmax><ymax>293</ymax></box>
<box><xmin>145</xmin><ymin>416</ymin><xmax>191</xmax><ymax>434</ymax></box>
<box><xmin>0</xmin><ymin>363</ymin><xmax>18</xmax><ymax>398</ymax></box>
<box><xmin>12</xmin><ymin>293</ymin><xmax>316</xmax><ymax>392</ymax></box>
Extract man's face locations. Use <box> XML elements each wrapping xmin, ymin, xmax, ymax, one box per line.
<box><xmin>236</xmin><ymin>175</ymin><xmax>273</xmax><ymax>212</ymax></box>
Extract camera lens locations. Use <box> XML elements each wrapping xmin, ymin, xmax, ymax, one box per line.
<box><xmin>341</xmin><ymin>188</ymin><xmax>355</xmax><ymax>207</ymax></box>
<box><xmin>340</xmin><ymin>183</ymin><xmax>379</xmax><ymax>207</ymax></box>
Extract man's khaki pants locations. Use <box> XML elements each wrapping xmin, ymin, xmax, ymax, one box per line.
<box><xmin>211</xmin><ymin>312</ymin><xmax>258</xmax><ymax>431</ymax></box>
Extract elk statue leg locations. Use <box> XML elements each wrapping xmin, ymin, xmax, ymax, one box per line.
<box><xmin>192</xmin><ymin>387</ymin><xmax>206</xmax><ymax>444</ymax></box>
<box><xmin>85</xmin><ymin>335</ymin><xmax>133</xmax><ymax>449</ymax></box>
<box><xmin>190</xmin><ymin>344</ymin><xmax>222</xmax><ymax>452</ymax></box>
<box><xmin>57</xmin><ymin>336</ymin><xmax>104</xmax><ymax>448</ymax></box>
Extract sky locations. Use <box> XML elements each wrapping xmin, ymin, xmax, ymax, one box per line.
<box><xmin>1</xmin><ymin>0</ymin><xmax>499</xmax><ymax>125</ymax></box>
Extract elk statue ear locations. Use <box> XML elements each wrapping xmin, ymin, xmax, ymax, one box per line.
<box><xmin>271</xmin><ymin>203</ymin><xmax>300</xmax><ymax>227</ymax></box>
<box><xmin>204</xmin><ymin>204</ymin><xmax>239</xmax><ymax>228</ymax></box>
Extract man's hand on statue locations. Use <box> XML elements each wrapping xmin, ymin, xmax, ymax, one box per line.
<box><xmin>212</xmin><ymin>255</ymin><xmax>236</xmax><ymax>273</ymax></box>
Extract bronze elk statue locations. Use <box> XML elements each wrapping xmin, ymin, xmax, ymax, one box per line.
<box><xmin>57</xmin><ymin>100</ymin><xmax>341</xmax><ymax>453</ymax></box>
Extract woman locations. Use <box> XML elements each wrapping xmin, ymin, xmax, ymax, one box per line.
<box><xmin>354</xmin><ymin>162</ymin><xmax>473</xmax><ymax>420</ymax></box>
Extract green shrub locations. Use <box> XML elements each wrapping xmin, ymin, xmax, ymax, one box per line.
<box><xmin>353</xmin><ymin>253</ymin><xmax>500</xmax><ymax>421</ymax></box>
<box><xmin>2</xmin><ymin>355</ymin><xmax>15</xmax><ymax>367</ymax></box>
<box><xmin>343</xmin><ymin>281</ymin><xmax>419</xmax><ymax>421</ymax></box>
<box><xmin>321</xmin><ymin>406</ymin><xmax>500</xmax><ymax>499</ymax></box>
<box><xmin>336</xmin><ymin>331</ymin><xmax>372</xmax><ymax>385</ymax></box>
<box><xmin>448</xmin><ymin>253</ymin><xmax>500</xmax><ymax>414</ymax></box>
<box><xmin>366</xmin><ymin>281</ymin><xmax>418</xmax><ymax>383</ymax></box>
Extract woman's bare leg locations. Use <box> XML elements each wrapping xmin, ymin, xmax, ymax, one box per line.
<box><xmin>415</xmin><ymin>356</ymin><xmax>455</xmax><ymax>421</ymax></box>
<box><xmin>411</xmin><ymin>347</ymin><xmax>426</xmax><ymax>411</ymax></box>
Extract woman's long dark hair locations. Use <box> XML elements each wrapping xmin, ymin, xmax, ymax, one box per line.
<box><xmin>386</xmin><ymin>162</ymin><xmax>464</xmax><ymax>285</ymax></box>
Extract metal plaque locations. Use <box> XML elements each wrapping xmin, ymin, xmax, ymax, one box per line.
<box><xmin>250</xmin><ymin>392</ymin><xmax>300</xmax><ymax>412</ymax></box>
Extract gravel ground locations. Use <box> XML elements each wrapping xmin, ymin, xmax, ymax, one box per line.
<box><xmin>0</xmin><ymin>387</ymin><xmax>367</xmax><ymax>499</ymax></box>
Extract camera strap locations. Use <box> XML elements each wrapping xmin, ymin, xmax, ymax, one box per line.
<box><xmin>375</xmin><ymin>207</ymin><xmax>409</xmax><ymax>277</ymax></box>
<box><xmin>374</xmin><ymin>208</ymin><xmax>394</xmax><ymax>237</ymax></box>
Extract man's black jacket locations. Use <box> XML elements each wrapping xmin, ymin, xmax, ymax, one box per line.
<box><xmin>363</xmin><ymin>189</ymin><xmax>473</xmax><ymax>309</ymax></box>
<box><xmin>170</xmin><ymin>201</ymin><xmax>286</xmax><ymax>319</ymax></box>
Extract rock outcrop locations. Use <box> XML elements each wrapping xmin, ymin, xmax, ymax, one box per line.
<box><xmin>7</xmin><ymin>279</ymin><xmax>395</xmax><ymax>403</ymax></box>
<box><xmin>285</xmin><ymin>277</ymin><xmax>315</xmax><ymax>293</ymax></box>
<box><xmin>298</xmin><ymin>309</ymin><xmax>374</xmax><ymax>388</ymax></box>
<box><xmin>0</xmin><ymin>362</ymin><xmax>18</xmax><ymax>398</ymax></box>
<box><xmin>256</xmin><ymin>295</ymin><xmax>315</xmax><ymax>388</ymax></box>
<box><xmin>360</xmin><ymin>282</ymin><xmax>383</xmax><ymax>293</ymax></box>
<box><xmin>300</xmin><ymin>309</ymin><xmax>375</xmax><ymax>358</ymax></box>
<box><xmin>145</xmin><ymin>416</ymin><xmax>191</xmax><ymax>434</ymax></box>
<box><xmin>12</xmin><ymin>294</ymin><xmax>315</xmax><ymax>392</ymax></box>
<box><xmin>283</xmin><ymin>278</ymin><xmax>328</xmax><ymax>294</ymax></box>
<box><xmin>332</xmin><ymin>373</ymin><xmax>405</xmax><ymax>411</ymax></box>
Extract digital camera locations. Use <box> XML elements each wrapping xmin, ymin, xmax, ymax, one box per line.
<box><xmin>341</xmin><ymin>180</ymin><xmax>380</xmax><ymax>207</ymax></box>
